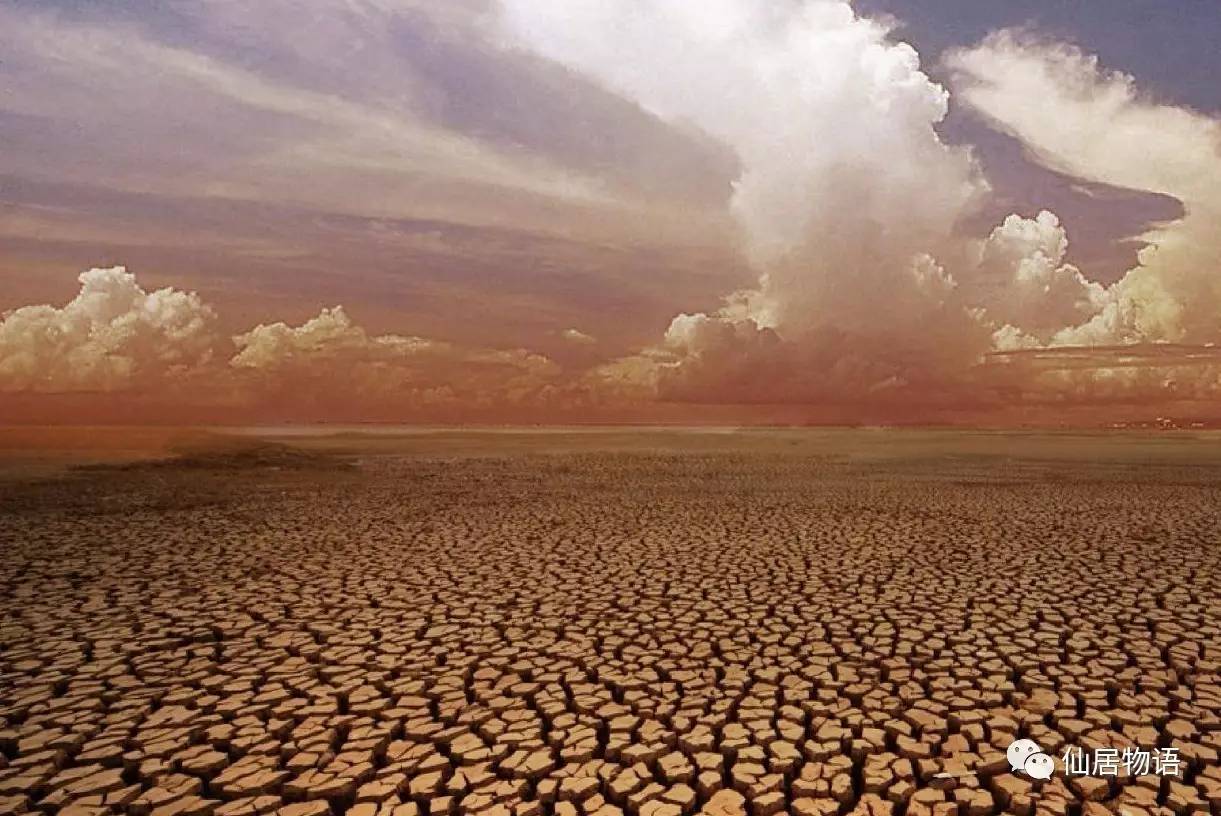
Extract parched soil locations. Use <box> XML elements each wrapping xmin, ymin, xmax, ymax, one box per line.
<box><xmin>1</xmin><ymin>441</ymin><xmax>1219</xmax><ymax>816</ymax></box>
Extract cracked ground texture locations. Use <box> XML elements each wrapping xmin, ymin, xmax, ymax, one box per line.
<box><xmin>1</xmin><ymin>431</ymin><xmax>1220</xmax><ymax>816</ymax></box>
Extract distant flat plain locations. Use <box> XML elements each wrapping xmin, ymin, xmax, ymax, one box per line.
<box><xmin>4</xmin><ymin>424</ymin><xmax>1221</xmax><ymax>474</ymax></box>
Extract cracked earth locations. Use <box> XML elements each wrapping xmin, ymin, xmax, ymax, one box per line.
<box><xmin>1</xmin><ymin>435</ymin><xmax>1219</xmax><ymax>816</ymax></box>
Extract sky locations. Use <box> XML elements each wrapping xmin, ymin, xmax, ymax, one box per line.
<box><xmin>2</xmin><ymin>0</ymin><xmax>1220</xmax><ymax>425</ymax></box>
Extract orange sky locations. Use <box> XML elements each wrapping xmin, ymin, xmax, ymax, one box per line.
<box><xmin>2</xmin><ymin>1</ymin><xmax>1220</xmax><ymax>426</ymax></box>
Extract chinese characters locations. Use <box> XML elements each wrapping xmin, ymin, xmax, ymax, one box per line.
<box><xmin>1062</xmin><ymin>747</ymin><xmax>1180</xmax><ymax>778</ymax></box>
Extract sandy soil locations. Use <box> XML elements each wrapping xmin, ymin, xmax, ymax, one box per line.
<box><xmin>1</xmin><ymin>430</ymin><xmax>1219</xmax><ymax>816</ymax></box>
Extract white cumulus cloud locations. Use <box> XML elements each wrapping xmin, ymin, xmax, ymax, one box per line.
<box><xmin>231</xmin><ymin>306</ymin><xmax>561</xmax><ymax>407</ymax></box>
<box><xmin>973</xmin><ymin>211</ymin><xmax>1106</xmax><ymax>339</ymax></box>
<box><xmin>0</xmin><ymin>267</ymin><xmax>217</xmax><ymax>392</ymax></box>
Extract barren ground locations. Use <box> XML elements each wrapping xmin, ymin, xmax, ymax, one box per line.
<box><xmin>1</xmin><ymin>430</ymin><xmax>1219</xmax><ymax>816</ymax></box>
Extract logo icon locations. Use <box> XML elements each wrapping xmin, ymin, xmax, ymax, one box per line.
<box><xmin>1007</xmin><ymin>738</ymin><xmax>1054</xmax><ymax>780</ymax></box>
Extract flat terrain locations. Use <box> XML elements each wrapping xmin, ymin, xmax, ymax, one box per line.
<box><xmin>1</xmin><ymin>430</ymin><xmax>1220</xmax><ymax>816</ymax></box>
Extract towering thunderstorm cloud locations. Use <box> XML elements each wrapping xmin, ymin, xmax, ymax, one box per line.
<box><xmin>499</xmin><ymin>0</ymin><xmax>991</xmax><ymax>405</ymax></box>
<box><xmin>499</xmin><ymin>1</ymin><xmax>1221</xmax><ymax>412</ymax></box>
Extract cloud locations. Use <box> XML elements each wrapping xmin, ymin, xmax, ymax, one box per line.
<box><xmin>0</xmin><ymin>1</ymin><xmax>734</xmax><ymax>248</ymax></box>
<box><xmin>948</xmin><ymin>32</ymin><xmax>1221</xmax><ymax>348</ymax></box>
<box><xmin>501</xmin><ymin>0</ymin><xmax>993</xmax><ymax>405</ymax></box>
<box><xmin>947</xmin><ymin>32</ymin><xmax>1219</xmax><ymax>205</ymax></box>
<box><xmin>5</xmin><ymin>10</ymin><xmax>1221</xmax><ymax>423</ymax></box>
<box><xmin>499</xmin><ymin>0</ymin><xmax>985</xmax><ymax>271</ymax></box>
<box><xmin>230</xmin><ymin>305</ymin><xmax>562</xmax><ymax>410</ymax></box>
<box><xmin>0</xmin><ymin>3</ymin><xmax>600</xmax><ymax>202</ymax></box>
<box><xmin>0</xmin><ymin>267</ymin><xmax>217</xmax><ymax>392</ymax></box>
<box><xmin>593</xmin><ymin>275</ymin><xmax>992</xmax><ymax>409</ymax></box>
<box><xmin>985</xmin><ymin>344</ymin><xmax>1221</xmax><ymax>408</ymax></box>
<box><xmin>0</xmin><ymin>266</ymin><xmax>565</xmax><ymax>418</ymax></box>
<box><xmin>972</xmin><ymin>211</ymin><xmax>1106</xmax><ymax>338</ymax></box>
<box><xmin>560</xmin><ymin>328</ymin><xmax>597</xmax><ymax>345</ymax></box>
<box><xmin>504</xmin><ymin>9</ymin><xmax>1221</xmax><ymax>416</ymax></box>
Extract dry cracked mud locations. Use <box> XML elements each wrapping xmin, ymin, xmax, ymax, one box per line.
<box><xmin>1</xmin><ymin>433</ymin><xmax>1220</xmax><ymax>816</ymax></box>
